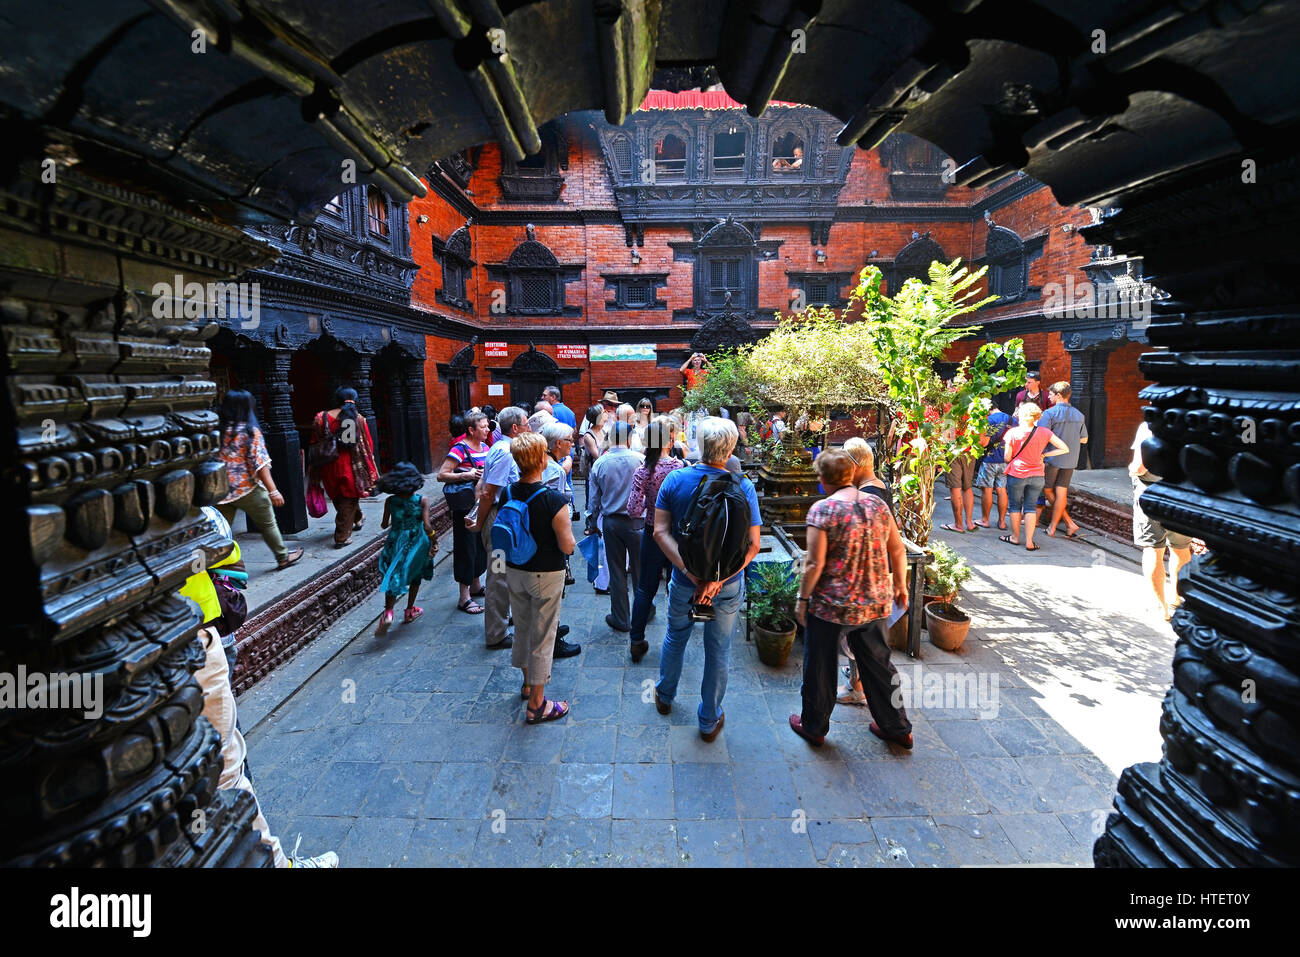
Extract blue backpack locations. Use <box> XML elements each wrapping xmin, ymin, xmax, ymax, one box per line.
<box><xmin>491</xmin><ymin>486</ymin><xmax>547</xmax><ymax>565</ymax></box>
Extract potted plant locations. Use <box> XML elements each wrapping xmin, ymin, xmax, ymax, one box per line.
<box><xmin>923</xmin><ymin>541</ymin><xmax>971</xmax><ymax>605</ymax></box>
<box><xmin>747</xmin><ymin>561</ymin><xmax>799</xmax><ymax>666</ymax></box>
<box><xmin>922</xmin><ymin>543</ymin><xmax>973</xmax><ymax>649</ymax></box>
<box><xmin>925</xmin><ymin>602</ymin><xmax>972</xmax><ymax>651</ymax></box>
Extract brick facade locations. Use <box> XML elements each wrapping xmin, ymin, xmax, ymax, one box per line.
<box><xmin>406</xmin><ymin>99</ymin><xmax>1148</xmax><ymax>466</ymax></box>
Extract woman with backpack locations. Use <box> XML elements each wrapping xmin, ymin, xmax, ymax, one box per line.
<box><xmin>1000</xmin><ymin>402</ymin><xmax>1070</xmax><ymax>551</ymax></box>
<box><xmin>437</xmin><ymin>410</ymin><xmax>490</xmax><ymax>613</ymax></box>
<box><xmin>788</xmin><ymin>449</ymin><xmax>912</xmax><ymax>749</ymax></box>
<box><xmin>496</xmin><ymin>432</ymin><xmax>575</xmax><ymax>724</ymax></box>
<box><xmin>215</xmin><ymin>390</ymin><xmax>303</xmax><ymax>569</ymax></box>
<box><xmin>311</xmin><ymin>387</ymin><xmax>379</xmax><ymax>548</ymax></box>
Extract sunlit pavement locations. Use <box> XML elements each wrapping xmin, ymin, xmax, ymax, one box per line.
<box><xmin>241</xmin><ymin>503</ymin><xmax>1174</xmax><ymax>867</ymax></box>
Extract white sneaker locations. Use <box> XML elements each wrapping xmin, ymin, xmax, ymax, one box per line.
<box><xmin>289</xmin><ymin>833</ymin><xmax>339</xmax><ymax>868</ymax></box>
<box><xmin>837</xmin><ymin>686</ymin><xmax>867</xmax><ymax>706</ymax></box>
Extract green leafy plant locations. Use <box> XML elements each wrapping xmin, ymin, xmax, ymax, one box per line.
<box><xmin>746</xmin><ymin>561</ymin><xmax>799</xmax><ymax>631</ymax></box>
<box><xmin>924</xmin><ymin>541</ymin><xmax>972</xmax><ymax>599</ymax></box>
<box><xmin>858</xmin><ymin>261</ymin><xmax>1027</xmax><ymax>545</ymax></box>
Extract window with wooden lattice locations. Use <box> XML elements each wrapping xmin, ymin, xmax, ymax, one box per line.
<box><xmin>518</xmin><ymin>273</ymin><xmax>554</xmax><ymax>311</ymax></box>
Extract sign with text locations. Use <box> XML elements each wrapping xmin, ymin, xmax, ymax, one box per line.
<box><xmin>557</xmin><ymin>344</ymin><xmax>587</xmax><ymax>361</ymax></box>
<box><xmin>591</xmin><ymin>343</ymin><xmax>655</xmax><ymax>362</ymax></box>
<box><xmin>487</xmin><ymin>384</ymin><xmax>504</xmax><ymax>396</ymax></box>
<box><xmin>484</xmin><ymin>341</ymin><xmax>508</xmax><ymax>358</ymax></box>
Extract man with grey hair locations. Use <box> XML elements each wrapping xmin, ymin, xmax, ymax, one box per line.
<box><xmin>527</xmin><ymin>408</ymin><xmax>554</xmax><ymax>436</ymax></box>
<box><xmin>587</xmin><ymin>421</ymin><xmax>645</xmax><ymax>632</ymax></box>
<box><xmin>652</xmin><ymin>417</ymin><xmax>762</xmax><ymax>741</ymax></box>
<box><xmin>468</xmin><ymin>405</ymin><xmax>529</xmax><ymax>649</ymax></box>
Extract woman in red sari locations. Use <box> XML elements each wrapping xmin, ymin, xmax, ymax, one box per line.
<box><xmin>313</xmin><ymin>388</ymin><xmax>379</xmax><ymax>548</ymax></box>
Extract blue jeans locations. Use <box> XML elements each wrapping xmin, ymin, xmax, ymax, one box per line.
<box><xmin>656</xmin><ymin>573</ymin><xmax>743</xmax><ymax>733</ymax></box>
<box><xmin>629</xmin><ymin>525</ymin><xmax>669</xmax><ymax>643</ymax></box>
<box><xmin>1006</xmin><ymin>474</ymin><xmax>1044</xmax><ymax>514</ymax></box>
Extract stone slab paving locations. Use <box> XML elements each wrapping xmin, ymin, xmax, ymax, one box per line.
<box><xmin>245</xmin><ymin>508</ymin><xmax>1177</xmax><ymax>867</ymax></box>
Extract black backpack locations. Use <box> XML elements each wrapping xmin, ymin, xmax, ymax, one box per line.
<box><xmin>678</xmin><ymin>471</ymin><xmax>752</xmax><ymax>583</ymax></box>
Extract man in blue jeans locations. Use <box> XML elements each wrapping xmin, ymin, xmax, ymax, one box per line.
<box><xmin>652</xmin><ymin>417</ymin><xmax>761</xmax><ymax>741</ymax></box>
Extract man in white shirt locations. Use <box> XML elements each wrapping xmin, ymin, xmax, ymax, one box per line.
<box><xmin>1130</xmin><ymin>420</ymin><xmax>1192</xmax><ymax>621</ymax></box>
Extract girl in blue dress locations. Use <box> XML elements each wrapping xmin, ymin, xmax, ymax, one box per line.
<box><xmin>374</xmin><ymin>462</ymin><xmax>437</xmax><ymax>634</ymax></box>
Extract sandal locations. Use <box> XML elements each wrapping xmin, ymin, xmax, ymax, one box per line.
<box><xmin>521</xmin><ymin>684</ymin><xmax>530</xmax><ymax>700</ymax></box>
<box><xmin>469</xmin><ymin>587</ymin><xmax>486</xmax><ymax>598</ymax></box>
<box><xmin>525</xmin><ymin>699</ymin><xmax>569</xmax><ymax>724</ymax></box>
<box><xmin>999</xmin><ymin>534</ymin><xmax>1018</xmax><ymax>545</ymax></box>
<box><xmin>404</xmin><ymin>606</ymin><xmax>423</xmax><ymax>623</ymax></box>
<box><xmin>353</xmin><ymin>515</ymin><xmax>365</xmax><ymax>531</ymax></box>
<box><xmin>375</xmin><ymin>610</ymin><xmax>393</xmax><ymax>635</ymax></box>
<box><xmin>334</xmin><ymin>540</ymin><xmax>351</xmax><ymax>549</ymax></box>
<box><xmin>457</xmin><ymin>599</ymin><xmax>484</xmax><ymax>615</ymax></box>
<box><xmin>277</xmin><ymin>547</ymin><xmax>304</xmax><ymax>569</ymax></box>
<box><xmin>1025</xmin><ymin>543</ymin><xmax>1041</xmax><ymax>551</ymax></box>
<box><xmin>940</xmin><ymin>523</ymin><xmax>964</xmax><ymax>533</ymax></box>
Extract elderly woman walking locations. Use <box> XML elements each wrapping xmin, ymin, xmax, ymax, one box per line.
<box><xmin>788</xmin><ymin>449</ymin><xmax>913</xmax><ymax>749</ymax></box>
<box><xmin>312</xmin><ymin>387</ymin><xmax>379</xmax><ymax>548</ymax></box>
<box><xmin>1001</xmin><ymin>402</ymin><xmax>1070</xmax><ymax>551</ymax></box>
<box><xmin>215</xmin><ymin>390</ymin><xmax>303</xmax><ymax>569</ymax></box>
<box><xmin>500</xmin><ymin>432</ymin><xmax>576</xmax><ymax>724</ymax></box>
<box><xmin>437</xmin><ymin>410</ymin><xmax>490</xmax><ymax>613</ymax></box>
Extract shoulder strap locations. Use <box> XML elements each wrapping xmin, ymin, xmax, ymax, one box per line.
<box><xmin>1009</xmin><ymin>425</ymin><xmax>1040</xmax><ymax>464</ymax></box>
<box><xmin>524</xmin><ymin>486</ymin><xmax>548</xmax><ymax>504</ymax></box>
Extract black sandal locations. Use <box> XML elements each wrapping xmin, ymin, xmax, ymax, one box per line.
<box><xmin>525</xmin><ymin>699</ymin><xmax>569</xmax><ymax>724</ymax></box>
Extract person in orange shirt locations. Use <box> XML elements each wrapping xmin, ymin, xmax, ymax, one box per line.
<box><xmin>680</xmin><ymin>352</ymin><xmax>711</xmax><ymax>390</ymax></box>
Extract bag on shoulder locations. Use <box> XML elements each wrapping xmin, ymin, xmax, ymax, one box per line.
<box><xmin>442</xmin><ymin>443</ymin><xmax>479</xmax><ymax>511</ymax></box>
<box><xmin>308</xmin><ymin>412</ymin><xmax>340</xmax><ymax>469</ymax></box>
<box><xmin>491</xmin><ymin>486</ymin><xmax>548</xmax><ymax>565</ymax></box>
<box><xmin>678</xmin><ymin>471</ymin><xmax>752</xmax><ymax>583</ymax></box>
<box><xmin>210</xmin><ymin>565</ymin><xmax>248</xmax><ymax>637</ymax></box>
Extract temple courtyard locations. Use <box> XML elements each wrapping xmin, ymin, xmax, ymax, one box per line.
<box><xmin>238</xmin><ymin>477</ymin><xmax>1174</xmax><ymax>867</ymax></box>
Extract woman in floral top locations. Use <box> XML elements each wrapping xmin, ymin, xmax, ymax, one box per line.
<box><xmin>789</xmin><ymin>449</ymin><xmax>911</xmax><ymax>749</ymax></box>
<box><xmin>625</xmin><ymin>416</ymin><xmax>684</xmax><ymax>662</ymax></box>
<box><xmin>216</xmin><ymin>390</ymin><xmax>303</xmax><ymax>570</ymax></box>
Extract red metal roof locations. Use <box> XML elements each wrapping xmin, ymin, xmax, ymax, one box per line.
<box><xmin>637</xmin><ymin>90</ymin><xmax>801</xmax><ymax>111</ymax></box>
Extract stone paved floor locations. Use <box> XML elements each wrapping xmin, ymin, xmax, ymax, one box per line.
<box><xmin>244</xmin><ymin>508</ymin><xmax>1177</xmax><ymax>867</ymax></box>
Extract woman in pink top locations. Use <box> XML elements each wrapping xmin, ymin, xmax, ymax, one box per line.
<box><xmin>1000</xmin><ymin>402</ymin><xmax>1070</xmax><ymax>551</ymax></box>
<box><xmin>625</xmin><ymin>417</ymin><xmax>685</xmax><ymax>662</ymax></box>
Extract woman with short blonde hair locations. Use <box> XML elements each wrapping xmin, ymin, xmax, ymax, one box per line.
<box><xmin>1001</xmin><ymin>402</ymin><xmax>1069</xmax><ymax>551</ymax></box>
<box><xmin>500</xmin><ymin>431</ymin><xmax>575</xmax><ymax>724</ymax></box>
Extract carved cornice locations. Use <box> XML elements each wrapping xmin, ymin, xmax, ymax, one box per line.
<box><xmin>0</xmin><ymin>165</ymin><xmax>277</xmax><ymax>277</ymax></box>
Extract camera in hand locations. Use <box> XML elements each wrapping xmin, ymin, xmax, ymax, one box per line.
<box><xmin>689</xmin><ymin>602</ymin><xmax>716</xmax><ymax>622</ymax></box>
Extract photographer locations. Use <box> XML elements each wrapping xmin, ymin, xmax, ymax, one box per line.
<box><xmin>651</xmin><ymin>417</ymin><xmax>761</xmax><ymax>742</ymax></box>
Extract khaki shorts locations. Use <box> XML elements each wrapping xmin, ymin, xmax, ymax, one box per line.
<box><xmin>1133</xmin><ymin>480</ymin><xmax>1192</xmax><ymax>550</ymax></box>
<box><xmin>944</xmin><ymin>453</ymin><xmax>976</xmax><ymax>491</ymax></box>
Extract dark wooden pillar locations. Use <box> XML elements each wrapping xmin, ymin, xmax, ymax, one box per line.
<box><xmin>402</xmin><ymin>360</ymin><xmax>432</xmax><ymax>473</ymax></box>
<box><xmin>1065</xmin><ymin>337</ymin><xmax>1119</xmax><ymax>471</ymax></box>
<box><xmin>351</xmin><ymin>353</ymin><xmax>380</xmax><ymax>457</ymax></box>
<box><xmin>0</xmin><ymin>163</ymin><xmax>273</xmax><ymax>866</ymax></box>
<box><xmin>263</xmin><ymin>349</ymin><xmax>307</xmax><ymax>534</ymax></box>
<box><xmin>1093</xmin><ymin>149</ymin><xmax>1300</xmax><ymax>868</ymax></box>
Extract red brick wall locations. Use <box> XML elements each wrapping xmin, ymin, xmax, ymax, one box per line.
<box><xmin>403</xmin><ymin>112</ymin><xmax>1145</xmax><ymax>469</ymax></box>
<box><xmin>1104</xmin><ymin>341</ymin><xmax>1153</xmax><ymax>467</ymax></box>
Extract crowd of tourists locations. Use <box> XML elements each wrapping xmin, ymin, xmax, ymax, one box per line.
<box><xmin>196</xmin><ymin>368</ymin><xmax>1190</xmax><ymax>867</ymax></box>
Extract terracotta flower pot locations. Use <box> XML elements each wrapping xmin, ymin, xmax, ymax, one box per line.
<box><xmin>919</xmin><ymin>592</ymin><xmax>956</xmax><ymax>631</ymax></box>
<box><xmin>925</xmin><ymin>602</ymin><xmax>971</xmax><ymax>651</ymax></box>
<box><xmin>753</xmin><ymin>618</ymin><xmax>797</xmax><ymax>667</ymax></box>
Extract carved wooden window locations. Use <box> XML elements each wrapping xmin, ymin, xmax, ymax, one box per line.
<box><xmin>612</xmin><ymin>136</ymin><xmax>633</xmax><ymax>177</ymax></box>
<box><xmin>366</xmin><ymin>186</ymin><xmax>389</xmax><ymax>239</ymax></box>
<box><xmin>624</xmin><ymin>281</ymin><xmax>653</xmax><ymax>307</ymax></box>
<box><xmin>655</xmin><ymin>134</ymin><xmax>687</xmax><ymax>181</ymax></box>
<box><xmin>713</xmin><ymin>130</ymin><xmax>747</xmax><ymax>176</ymax></box>
<box><xmin>986</xmin><ymin>226</ymin><xmax>1028</xmax><ymax>302</ymax></box>
<box><xmin>323</xmin><ymin>194</ymin><xmax>344</xmax><ymax>218</ymax></box>
<box><xmin>500</xmin><ymin>122</ymin><xmax>566</xmax><ymax>202</ymax></box>
<box><xmin>772</xmin><ymin>130</ymin><xmax>805</xmax><ymax>174</ymax></box>
<box><xmin>518</xmin><ymin>273</ymin><xmax>555</xmax><ymax>311</ymax></box>
<box><xmin>707</xmin><ymin>257</ymin><xmax>742</xmax><ymax>307</ymax></box>
<box><xmin>443</xmin><ymin>261</ymin><xmax>466</xmax><ymax>303</ymax></box>
<box><xmin>807</xmin><ymin>280</ymin><xmax>831</xmax><ymax>305</ymax></box>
